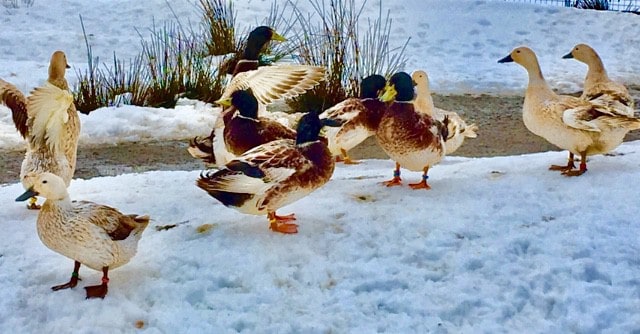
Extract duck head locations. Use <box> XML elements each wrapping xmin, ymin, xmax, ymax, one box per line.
<box><xmin>411</xmin><ymin>70</ymin><xmax>430</xmax><ymax>91</ymax></box>
<box><xmin>243</xmin><ymin>26</ymin><xmax>286</xmax><ymax>60</ymax></box>
<box><xmin>48</xmin><ymin>50</ymin><xmax>70</xmax><ymax>82</ymax></box>
<box><xmin>360</xmin><ymin>74</ymin><xmax>387</xmax><ymax>99</ymax></box>
<box><xmin>379</xmin><ymin>72</ymin><xmax>414</xmax><ymax>102</ymax></box>
<box><xmin>16</xmin><ymin>172</ymin><xmax>68</xmax><ymax>202</ymax></box>
<box><xmin>562</xmin><ymin>43</ymin><xmax>597</xmax><ymax>64</ymax></box>
<box><xmin>497</xmin><ymin>46</ymin><xmax>538</xmax><ymax>67</ymax></box>
<box><xmin>296</xmin><ymin>110</ymin><xmax>342</xmax><ymax>145</ymax></box>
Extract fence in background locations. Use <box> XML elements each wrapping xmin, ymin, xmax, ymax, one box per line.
<box><xmin>499</xmin><ymin>0</ymin><xmax>640</xmax><ymax>11</ymax></box>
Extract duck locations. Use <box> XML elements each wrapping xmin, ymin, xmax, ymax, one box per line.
<box><xmin>188</xmin><ymin>26</ymin><xmax>325</xmax><ymax>167</ymax></box>
<box><xmin>15</xmin><ymin>172</ymin><xmax>149</xmax><ymax>299</ymax></box>
<box><xmin>223</xmin><ymin>26</ymin><xmax>287</xmax><ymax>76</ymax></box>
<box><xmin>319</xmin><ymin>74</ymin><xmax>387</xmax><ymax>164</ymax></box>
<box><xmin>412</xmin><ymin>70</ymin><xmax>478</xmax><ymax>154</ymax></box>
<box><xmin>0</xmin><ymin>51</ymin><xmax>80</xmax><ymax>209</ymax></box>
<box><xmin>188</xmin><ymin>26</ymin><xmax>287</xmax><ymax>166</ymax></box>
<box><xmin>562</xmin><ymin>43</ymin><xmax>635</xmax><ymax>117</ymax></box>
<box><xmin>376</xmin><ymin>72</ymin><xmax>449</xmax><ymax>190</ymax></box>
<box><xmin>498</xmin><ymin>46</ymin><xmax>640</xmax><ymax>176</ymax></box>
<box><xmin>219</xmin><ymin>89</ymin><xmax>296</xmax><ymax>156</ymax></box>
<box><xmin>197</xmin><ymin>110</ymin><xmax>341</xmax><ymax>234</ymax></box>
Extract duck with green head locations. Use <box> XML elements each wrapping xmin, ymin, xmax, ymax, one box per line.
<box><xmin>320</xmin><ymin>74</ymin><xmax>388</xmax><ymax>164</ymax></box>
<box><xmin>197</xmin><ymin>110</ymin><xmax>341</xmax><ymax>234</ymax></box>
<box><xmin>376</xmin><ymin>72</ymin><xmax>449</xmax><ymax>190</ymax></box>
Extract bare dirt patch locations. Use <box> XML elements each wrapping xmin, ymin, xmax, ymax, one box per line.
<box><xmin>2</xmin><ymin>92</ymin><xmax>639</xmax><ymax>185</ymax></box>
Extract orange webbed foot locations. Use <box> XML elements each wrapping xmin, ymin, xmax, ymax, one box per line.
<box><xmin>273</xmin><ymin>213</ymin><xmax>296</xmax><ymax>222</ymax></box>
<box><xmin>342</xmin><ymin>156</ymin><xmax>360</xmax><ymax>165</ymax></box>
<box><xmin>27</xmin><ymin>197</ymin><xmax>41</xmax><ymax>210</ymax></box>
<box><xmin>409</xmin><ymin>180</ymin><xmax>431</xmax><ymax>190</ymax></box>
<box><xmin>549</xmin><ymin>164</ymin><xmax>575</xmax><ymax>172</ymax></box>
<box><xmin>269</xmin><ymin>221</ymin><xmax>299</xmax><ymax>234</ymax></box>
<box><xmin>382</xmin><ymin>177</ymin><xmax>402</xmax><ymax>187</ymax></box>
<box><xmin>267</xmin><ymin>212</ymin><xmax>299</xmax><ymax>234</ymax></box>
<box><xmin>562</xmin><ymin>169</ymin><xmax>586</xmax><ymax>177</ymax></box>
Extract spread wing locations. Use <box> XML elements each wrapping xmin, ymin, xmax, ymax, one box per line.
<box><xmin>0</xmin><ymin>79</ymin><xmax>29</xmax><ymax>138</ymax></box>
<box><xmin>26</xmin><ymin>82</ymin><xmax>74</xmax><ymax>152</ymax></box>
<box><xmin>221</xmin><ymin>65</ymin><xmax>325</xmax><ymax>105</ymax></box>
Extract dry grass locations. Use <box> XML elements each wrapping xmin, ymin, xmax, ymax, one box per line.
<box><xmin>73</xmin><ymin>0</ymin><xmax>408</xmax><ymax>113</ymax></box>
<box><xmin>287</xmin><ymin>0</ymin><xmax>409</xmax><ymax>112</ymax></box>
<box><xmin>199</xmin><ymin>0</ymin><xmax>236</xmax><ymax>56</ymax></box>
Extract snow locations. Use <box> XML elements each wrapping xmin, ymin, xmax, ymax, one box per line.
<box><xmin>2</xmin><ymin>145</ymin><xmax>640</xmax><ymax>333</ymax></box>
<box><xmin>1</xmin><ymin>0</ymin><xmax>640</xmax><ymax>333</ymax></box>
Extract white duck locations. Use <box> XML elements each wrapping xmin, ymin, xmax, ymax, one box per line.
<box><xmin>0</xmin><ymin>51</ymin><xmax>79</xmax><ymax>209</ymax></box>
<box><xmin>16</xmin><ymin>172</ymin><xmax>149</xmax><ymax>299</ymax></box>
<box><xmin>412</xmin><ymin>70</ymin><xmax>478</xmax><ymax>154</ymax></box>
<box><xmin>563</xmin><ymin>43</ymin><xmax>635</xmax><ymax>117</ymax></box>
<box><xmin>498</xmin><ymin>46</ymin><xmax>640</xmax><ymax>176</ymax></box>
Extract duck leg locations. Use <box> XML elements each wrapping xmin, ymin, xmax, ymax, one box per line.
<box><xmin>382</xmin><ymin>162</ymin><xmax>402</xmax><ymax>187</ymax></box>
<box><xmin>409</xmin><ymin>166</ymin><xmax>432</xmax><ymax>190</ymax></box>
<box><xmin>51</xmin><ymin>261</ymin><xmax>81</xmax><ymax>291</ymax></box>
<box><xmin>268</xmin><ymin>211</ymin><xmax>298</xmax><ymax>234</ymax></box>
<box><xmin>27</xmin><ymin>197</ymin><xmax>41</xmax><ymax>210</ymax></box>
<box><xmin>340</xmin><ymin>148</ymin><xmax>360</xmax><ymax>165</ymax></box>
<box><xmin>549</xmin><ymin>152</ymin><xmax>576</xmax><ymax>172</ymax></box>
<box><xmin>562</xmin><ymin>151</ymin><xmax>587</xmax><ymax>177</ymax></box>
<box><xmin>84</xmin><ymin>267</ymin><xmax>109</xmax><ymax>299</ymax></box>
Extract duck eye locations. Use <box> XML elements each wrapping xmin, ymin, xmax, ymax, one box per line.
<box><xmin>516</xmin><ymin>50</ymin><xmax>521</xmax><ymax>53</ymax></box>
<box><xmin>42</xmin><ymin>180</ymin><xmax>48</xmax><ymax>184</ymax></box>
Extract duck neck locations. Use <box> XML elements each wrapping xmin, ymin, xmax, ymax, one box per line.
<box><xmin>45</xmin><ymin>195</ymin><xmax>73</xmax><ymax>210</ymax></box>
<box><xmin>48</xmin><ymin>63</ymin><xmax>69</xmax><ymax>90</ymax></box>
<box><xmin>48</xmin><ymin>75</ymin><xmax>69</xmax><ymax>90</ymax></box>
<box><xmin>525</xmin><ymin>59</ymin><xmax>555</xmax><ymax>100</ymax></box>
<box><xmin>414</xmin><ymin>85</ymin><xmax>435</xmax><ymax>116</ymax></box>
<box><xmin>584</xmin><ymin>54</ymin><xmax>609</xmax><ymax>88</ymax></box>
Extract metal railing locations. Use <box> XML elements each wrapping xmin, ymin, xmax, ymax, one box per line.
<box><xmin>498</xmin><ymin>0</ymin><xmax>640</xmax><ymax>11</ymax></box>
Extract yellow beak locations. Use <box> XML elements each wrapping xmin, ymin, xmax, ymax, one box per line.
<box><xmin>271</xmin><ymin>30</ymin><xmax>287</xmax><ymax>42</ymax></box>
<box><xmin>378</xmin><ymin>84</ymin><xmax>397</xmax><ymax>102</ymax></box>
<box><xmin>215</xmin><ymin>97</ymin><xmax>232</xmax><ymax>107</ymax></box>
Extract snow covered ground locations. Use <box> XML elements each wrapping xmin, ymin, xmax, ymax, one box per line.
<box><xmin>1</xmin><ymin>0</ymin><xmax>640</xmax><ymax>333</ymax></box>
<box><xmin>2</xmin><ymin>143</ymin><xmax>639</xmax><ymax>333</ymax></box>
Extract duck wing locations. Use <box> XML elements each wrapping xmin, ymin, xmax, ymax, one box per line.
<box><xmin>26</xmin><ymin>82</ymin><xmax>74</xmax><ymax>153</ymax></box>
<box><xmin>0</xmin><ymin>79</ymin><xmax>29</xmax><ymax>139</ymax></box>
<box><xmin>75</xmin><ymin>201</ymin><xmax>150</xmax><ymax>241</ymax></box>
<box><xmin>198</xmin><ymin>139</ymin><xmax>300</xmax><ymax>195</ymax></box>
<box><xmin>320</xmin><ymin>98</ymin><xmax>364</xmax><ymax>122</ymax></box>
<box><xmin>220</xmin><ymin>65</ymin><xmax>325</xmax><ymax>105</ymax></box>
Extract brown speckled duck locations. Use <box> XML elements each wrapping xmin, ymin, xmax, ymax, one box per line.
<box><xmin>197</xmin><ymin>110</ymin><xmax>341</xmax><ymax>234</ymax></box>
<box><xmin>16</xmin><ymin>172</ymin><xmax>149</xmax><ymax>299</ymax></box>
<box><xmin>0</xmin><ymin>51</ymin><xmax>79</xmax><ymax>209</ymax></box>
<box><xmin>219</xmin><ymin>89</ymin><xmax>296</xmax><ymax>156</ymax></box>
<box><xmin>188</xmin><ymin>26</ymin><xmax>286</xmax><ymax>166</ymax></box>
<box><xmin>499</xmin><ymin>46</ymin><xmax>640</xmax><ymax>176</ymax></box>
<box><xmin>563</xmin><ymin>43</ymin><xmax>635</xmax><ymax>117</ymax></box>
<box><xmin>188</xmin><ymin>26</ymin><xmax>325</xmax><ymax>167</ymax></box>
<box><xmin>376</xmin><ymin>72</ymin><xmax>449</xmax><ymax>190</ymax></box>
<box><xmin>320</xmin><ymin>74</ymin><xmax>387</xmax><ymax>164</ymax></box>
